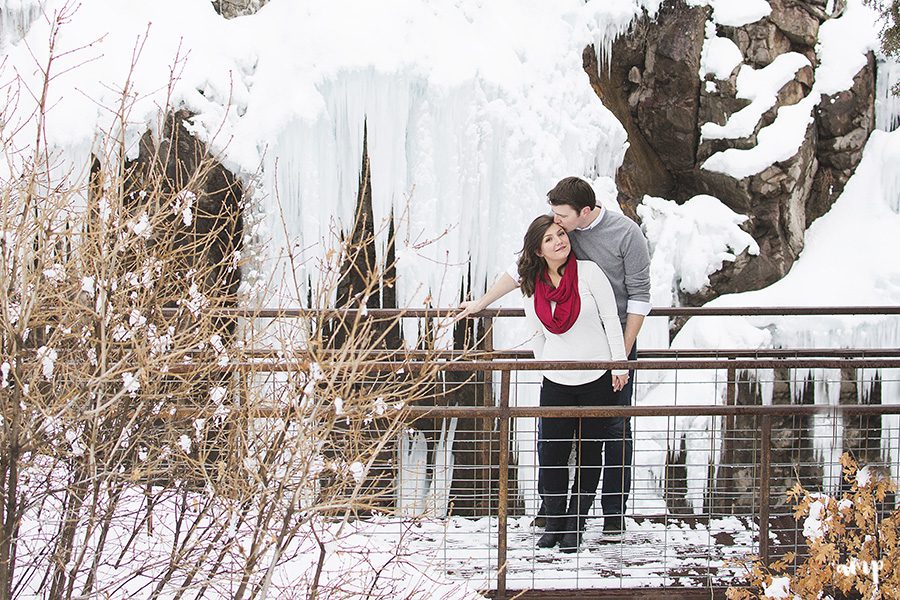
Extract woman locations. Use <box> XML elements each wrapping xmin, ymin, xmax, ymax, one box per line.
<box><xmin>519</xmin><ymin>215</ymin><xmax>628</xmax><ymax>553</ymax></box>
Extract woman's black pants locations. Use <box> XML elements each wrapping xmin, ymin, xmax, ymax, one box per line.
<box><xmin>538</xmin><ymin>371</ymin><xmax>630</xmax><ymax>518</ymax></box>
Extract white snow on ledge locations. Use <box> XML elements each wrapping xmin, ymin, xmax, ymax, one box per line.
<box><xmin>699</xmin><ymin>21</ymin><xmax>743</xmax><ymax>81</ymax></box>
<box><xmin>687</xmin><ymin>0</ymin><xmax>772</xmax><ymax>28</ymax></box>
<box><xmin>700</xmin><ymin>127</ymin><xmax>900</xmax><ymax>336</ymax></box>
<box><xmin>701</xmin><ymin>0</ymin><xmax>880</xmax><ymax>179</ymax></box>
<box><xmin>701</xmin><ymin>52</ymin><xmax>811</xmax><ymax>141</ymax></box>
<box><xmin>637</xmin><ymin>194</ymin><xmax>759</xmax><ymax>305</ymax></box>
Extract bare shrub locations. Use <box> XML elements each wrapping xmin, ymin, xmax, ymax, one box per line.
<box><xmin>728</xmin><ymin>453</ymin><xmax>900</xmax><ymax>600</ymax></box>
<box><xmin>0</xmin><ymin>8</ymin><xmax>468</xmax><ymax>600</ymax></box>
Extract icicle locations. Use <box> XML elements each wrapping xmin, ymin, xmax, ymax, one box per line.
<box><xmin>878</xmin><ymin>130</ymin><xmax>900</xmax><ymax>214</ymax></box>
<box><xmin>426</xmin><ymin>417</ymin><xmax>457</xmax><ymax>518</ymax></box>
<box><xmin>397</xmin><ymin>428</ymin><xmax>429</xmax><ymax>516</ymax></box>
<box><xmin>857</xmin><ymin>367</ymin><xmax>879</xmax><ymax>404</ymax></box>
<box><xmin>883</xmin><ymin>368</ymin><xmax>900</xmax><ymax>406</ymax></box>
<box><xmin>756</xmin><ymin>369</ymin><xmax>774</xmax><ymax>406</ymax></box>
<box><xmin>875</xmin><ymin>58</ymin><xmax>900</xmax><ymax>132</ymax></box>
<box><xmin>788</xmin><ymin>367</ymin><xmax>809</xmax><ymax>403</ymax></box>
<box><xmin>882</xmin><ymin>368</ymin><xmax>900</xmax><ymax>484</ymax></box>
<box><xmin>811</xmin><ymin>369</ymin><xmax>843</xmax><ymax>491</ymax></box>
<box><xmin>682</xmin><ymin>416</ymin><xmax>715</xmax><ymax>514</ymax></box>
<box><xmin>0</xmin><ymin>0</ymin><xmax>41</xmax><ymax>49</ymax></box>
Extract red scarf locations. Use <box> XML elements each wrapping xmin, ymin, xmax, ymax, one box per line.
<box><xmin>534</xmin><ymin>254</ymin><xmax>580</xmax><ymax>334</ymax></box>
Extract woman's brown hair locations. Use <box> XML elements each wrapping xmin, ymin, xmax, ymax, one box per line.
<box><xmin>517</xmin><ymin>215</ymin><xmax>568</xmax><ymax>297</ymax></box>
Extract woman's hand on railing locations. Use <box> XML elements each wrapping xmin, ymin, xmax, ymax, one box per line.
<box><xmin>454</xmin><ymin>298</ymin><xmax>485</xmax><ymax>323</ymax></box>
<box><xmin>612</xmin><ymin>373</ymin><xmax>629</xmax><ymax>392</ymax></box>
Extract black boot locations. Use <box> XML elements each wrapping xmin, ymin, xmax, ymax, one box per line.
<box><xmin>559</xmin><ymin>492</ymin><xmax>594</xmax><ymax>553</ymax></box>
<box><xmin>600</xmin><ymin>515</ymin><xmax>625</xmax><ymax>543</ymax></box>
<box><xmin>532</xmin><ymin>500</ymin><xmax>547</xmax><ymax>528</ymax></box>
<box><xmin>536</xmin><ymin>496</ymin><xmax>566</xmax><ymax>548</ymax></box>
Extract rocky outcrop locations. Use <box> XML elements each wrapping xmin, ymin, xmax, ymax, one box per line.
<box><xmin>597</xmin><ymin>0</ymin><xmax>876</xmax><ymax>304</ymax></box>
<box><xmin>810</xmin><ymin>52</ymin><xmax>877</xmax><ymax>222</ymax></box>
<box><xmin>211</xmin><ymin>0</ymin><xmax>268</xmax><ymax>18</ymax></box>
<box><xmin>632</xmin><ymin>5</ymin><xmax>709</xmax><ymax>175</ymax></box>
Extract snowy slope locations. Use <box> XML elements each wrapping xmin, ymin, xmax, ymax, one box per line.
<box><xmin>631</xmin><ymin>127</ymin><xmax>900</xmax><ymax>512</ymax></box>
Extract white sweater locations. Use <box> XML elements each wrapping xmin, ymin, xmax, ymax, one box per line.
<box><xmin>522</xmin><ymin>260</ymin><xmax>628</xmax><ymax>386</ymax></box>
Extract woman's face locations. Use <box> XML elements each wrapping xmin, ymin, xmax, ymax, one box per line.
<box><xmin>537</xmin><ymin>223</ymin><xmax>570</xmax><ymax>263</ymax></box>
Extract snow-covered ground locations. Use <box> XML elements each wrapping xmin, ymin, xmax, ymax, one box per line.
<box><xmin>13</xmin><ymin>484</ymin><xmax>757</xmax><ymax>597</ymax></box>
<box><xmin>325</xmin><ymin>513</ymin><xmax>756</xmax><ymax>591</ymax></box>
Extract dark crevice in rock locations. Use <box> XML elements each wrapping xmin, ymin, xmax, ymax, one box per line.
<box><xmin>809</xmin><ymin>52</ymin><xmax>876</xmax><ymax>224</ymax></box>
<box><xmin>333</xmin><ymin>120</ymin><xmax>401</xmax><ymax>349</ymax></box>
<box><xmin>123</xmin><ymin>110</ymin><xmax>244</xmax><ymax>316</ymax></box>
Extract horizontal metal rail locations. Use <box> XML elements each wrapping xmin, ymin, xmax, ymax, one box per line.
<box><xmin>400</xmin><ymin>404</ymin><xmax>900</xmax><ymax>418</ymax></box>
<box><xmin>160</xmin><ymin>305</ymin><xmax>900</xmax><ymax>318</ymax></box>
<box><xmin>487</xmin><ymin>589</ymin><xmax>732</xmax><ymax>599</ymax></box>
<box><xmin>163</xmin><ymin>356</ymin><xmax>900</xmax><ymax>374</ymax></box>
<box><xmin>240</xmin><ymin>347</ymin><xmax>900</xmax><ymax>359</ymax></box>
<box><xmin>166</xmin><ymin>402</ymin><xmax>900</xmax><ymax>420</ymax></box>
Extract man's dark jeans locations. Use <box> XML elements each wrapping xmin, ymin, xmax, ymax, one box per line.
<box><xmin>537</xmin><ymin>345</ymin><xmax>636</xmax><ymax>518</ymax></box>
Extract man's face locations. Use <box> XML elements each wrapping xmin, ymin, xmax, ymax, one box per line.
<box><xmin>550</xmin><ymin>204</ymin><xmax>587</xmax><ymax>232</ymax></box>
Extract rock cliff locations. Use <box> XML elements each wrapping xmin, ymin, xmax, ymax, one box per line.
<box><xmin>597</xmin><ymin>0</ymin><xmax>876</xmax><ymax>305</ymax></box>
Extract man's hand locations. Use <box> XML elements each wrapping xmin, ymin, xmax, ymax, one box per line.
<box><xmin>612</xmin><ymin>373</ymin><xmax>629</xmax><ymax>392</ymax></box>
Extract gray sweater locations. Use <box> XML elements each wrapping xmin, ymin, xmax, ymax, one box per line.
<box><xmin>568</xmin><ymin>209</ymin><xmax>651</xmax><ymax>326</ymax></box>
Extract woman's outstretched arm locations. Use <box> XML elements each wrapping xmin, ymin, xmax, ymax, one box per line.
<box><xmin>456</xmin><ymin>272</ymin><xmax>519</xmax><ymax>320</ymax></box>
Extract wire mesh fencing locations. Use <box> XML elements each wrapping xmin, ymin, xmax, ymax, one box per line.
<box><xmin>304</xmin><ymin>356</ymin><xmax>898</xmax><ymax>597</ymax></box>
<box><xmin>155</xmin><ymin>307</ymin><xmax>900</xmax><ymax>598</ymax></box>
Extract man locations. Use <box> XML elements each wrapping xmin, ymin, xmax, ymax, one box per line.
<box><xmin>459</xmin><ymin>176</ymin><xmax>651</xmax><ymax>541</ymax></box>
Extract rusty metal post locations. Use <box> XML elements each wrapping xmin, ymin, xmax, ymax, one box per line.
<box><xmin>759</xmin><ymin>414</ymin><xmax>772</xmax><ymax>565</ymax></box>
<box><xmin>726</xmin><ymin>364</ymin><xmax>736</xmax><ymax>406</ymax></box>
<box><xmin>483</xmin><ymin>315</ymin><xmax>494</xmax><ymax>354</ymax></box>
<box><xmin>718</xmin><ymin>364</ymin><xmax>737</xmax><ymax>512</ymax></box>
<box><xmin>496</xmin><ymin>369</ymin><xmax>511</xmax><ymax>600</ymax></box>
<box><xmin>480</xmin><ymin>316</ymin><xmax>495</xmax><ymax>513</ymax></box>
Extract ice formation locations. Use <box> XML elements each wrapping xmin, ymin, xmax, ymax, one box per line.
<box><xmin>0</xmin><ymin>0</ymin><xmax>40</xmax><ymax>49</ymax></box>
<box><xmin>876</xmin><ymin>58</ymin><xmax>900</xmax><ymax>132</ymax></box>
<box><xmin>0</xmin><ymin>0</ymin><xmax>645</xmax><ymax>327</ymax></box>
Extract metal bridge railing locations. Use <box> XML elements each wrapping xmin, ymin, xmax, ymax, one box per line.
<box><xmin>173</xmin><ymin>306</ymin><xmax>900</xmax><ymax>598</ymax></box>
<box><xmin>393</xmin><ymin>362</ymin><xmax>900</xmax><ymax>598</ymax></box>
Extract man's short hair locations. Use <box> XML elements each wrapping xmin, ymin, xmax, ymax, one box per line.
<box><xmin>546</xmin><ymin>176</ymin><xmax>596</xmax><ymax>212</ymax></box>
